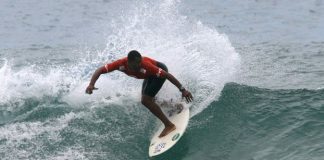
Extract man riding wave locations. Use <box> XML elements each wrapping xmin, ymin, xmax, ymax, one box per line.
<box><xmin>86</xmin><ymin>50</ymin><xmax>193</xmax><ymax>137</ymax></box>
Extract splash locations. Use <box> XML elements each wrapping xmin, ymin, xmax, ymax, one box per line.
<box><xmin>94</xmin><ymin>0</ymin><xmax>241</xmax><ymax>116</ymax></box>
<box><xmin>0</xmin><ymin>59</ymin><xmax>75</xmax><ymax>108</ymax></box>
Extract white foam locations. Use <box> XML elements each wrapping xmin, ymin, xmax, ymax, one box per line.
<box><xmin>89</xmin><ymin>0</ymin><xmax>241</xmax><ymax>117</ymax></box>
<box><xmin>49</xmin><ymin>147</ymin><xmax>87</xmax><ymax>160</ymax></box>
<box><xmin>0</xmin><ymin>112</ymin><xmax>80</xmax><ymax>159</ymax></box>
<box><xmin>0</xmin><ymin>61</ymin><xmax>58</xmax><ymax>101</ymax></box>
<box><xmin>0</xmin><ymin>58</ymin><xmax>84</xmax><ymax>112</ymax></box>
<box><xmin>0</xmin><ymin>59</ymin><xmax>10</xmax><ymax>103</ymax></box>
<box><xmin>0</xmin><ymin>112</ymin><xmax>77</xmax><ymax>141</ymax></box>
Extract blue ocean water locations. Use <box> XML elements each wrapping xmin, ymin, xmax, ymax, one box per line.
<box><xmin>0</xmin><ymin>0</ymin><xmax>324</xmax><ymax>159</ymax></box>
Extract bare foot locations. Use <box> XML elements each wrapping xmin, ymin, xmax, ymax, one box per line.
<box><xmin>159</xmin><ymin>124</ymin><xmax>176</xmax><ymax>138</ymax></box>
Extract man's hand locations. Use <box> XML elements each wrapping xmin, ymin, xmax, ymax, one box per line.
<box><xmin>182</xmin><ymin>90</ymin><xmax>193</xmax><ymax>103</ymax></box>
<box><xmin>86</xmin><ymin>85</ymin><xmax>98</xmax><ymax>94</ymax></box>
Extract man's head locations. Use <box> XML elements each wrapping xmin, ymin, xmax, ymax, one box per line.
<box><xmin>127</xmin><ymin>50</ymin><xmax>142</xmax><ymax>71</ymax></box>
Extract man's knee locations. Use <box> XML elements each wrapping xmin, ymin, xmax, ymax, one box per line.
<box><xmin>141</xmin><ymin>96</ymin><xmax>148</xmax><ymax>106</ymax></box>
<box><xmin>141</xmin><ymin>95</ymin><xmax>152</xmax><ymax>106</ymax></box>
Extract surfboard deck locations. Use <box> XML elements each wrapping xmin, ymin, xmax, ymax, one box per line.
<box><xmin>148</xmin><ymin>102</ymin><xmax>190</xmax><ymax>157</ymax></box>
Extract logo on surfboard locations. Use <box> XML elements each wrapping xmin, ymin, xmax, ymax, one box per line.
<box><xmin>154</xmin><ymin>142</ymin><xmax>166</xmax><ymax>153</ymax></box>
<box><xmin>172</xmin><ymin>133</ymin><xmax>180</xmax><ymax>141</ymax></box>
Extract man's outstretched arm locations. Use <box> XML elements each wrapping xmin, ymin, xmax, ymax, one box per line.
<box><xmin>86</xmin><ymin>66</ymin><xmax>106</xmax><ymax>94</ymax></box>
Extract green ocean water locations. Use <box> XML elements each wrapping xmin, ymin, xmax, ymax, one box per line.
<box><xmin>1</xmin><ymin>83</ymin><xmax>324</xmax><ymax>160</ymax></box>
<box><xmin>1</xmin><ymin>0</ymin><xmax>324</xmax><ymax>159</ymax></box>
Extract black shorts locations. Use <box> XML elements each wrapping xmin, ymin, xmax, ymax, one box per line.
<box><xmin>142</xmin><ymin>62</ymin><xmax>168</xmax><ymax>97</ymax></box>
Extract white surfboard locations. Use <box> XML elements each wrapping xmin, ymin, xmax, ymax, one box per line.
<box><xmin>148</xmin><ymin>102</ymin><xmax>190</xmax><ymax>157</ymax></box>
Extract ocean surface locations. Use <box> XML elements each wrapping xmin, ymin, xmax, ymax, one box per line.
<box><xmin>1</xmin><ymin>0</ymin><xmax>324</xmax><ymax>159</ymax></box>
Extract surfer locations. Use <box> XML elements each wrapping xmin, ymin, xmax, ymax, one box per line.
<box><xmin>85</xmin><ymin>50</ymin><xmax>193</xmax><ymax>137</ymax></box>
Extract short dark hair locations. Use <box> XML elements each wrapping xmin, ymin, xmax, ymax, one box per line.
<box><xmin>127</xmin><ymin>50</ymin><xmax>142</xmax><ymax>62</ymax></box>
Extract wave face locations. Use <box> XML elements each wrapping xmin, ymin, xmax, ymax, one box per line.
<box><xmin>2</xmin><ymin>80</ymin><xmax>323</xmax><ymax>160</ymax></box>
<box><xmin>185</xmin><ymin>83</ymin><xmax>324</xmax><ymax>160</ymax></box>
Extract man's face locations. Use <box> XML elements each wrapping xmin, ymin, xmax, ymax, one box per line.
<box><xmin>127</xmin><ymin>57</ymin><xmax>142</xmax><ymax>71</ymax></box>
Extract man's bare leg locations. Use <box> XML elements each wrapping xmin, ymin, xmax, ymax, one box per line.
<box><xmin>141</xmin><ymin>95</ymin><xmax>176</xmax><ymax>137</ymax></box>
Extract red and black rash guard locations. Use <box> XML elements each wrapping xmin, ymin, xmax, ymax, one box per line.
<box><xmin>102</xmin><ymin>57</ymin><xmax>167</xmax><ymax>79</ymax></box>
